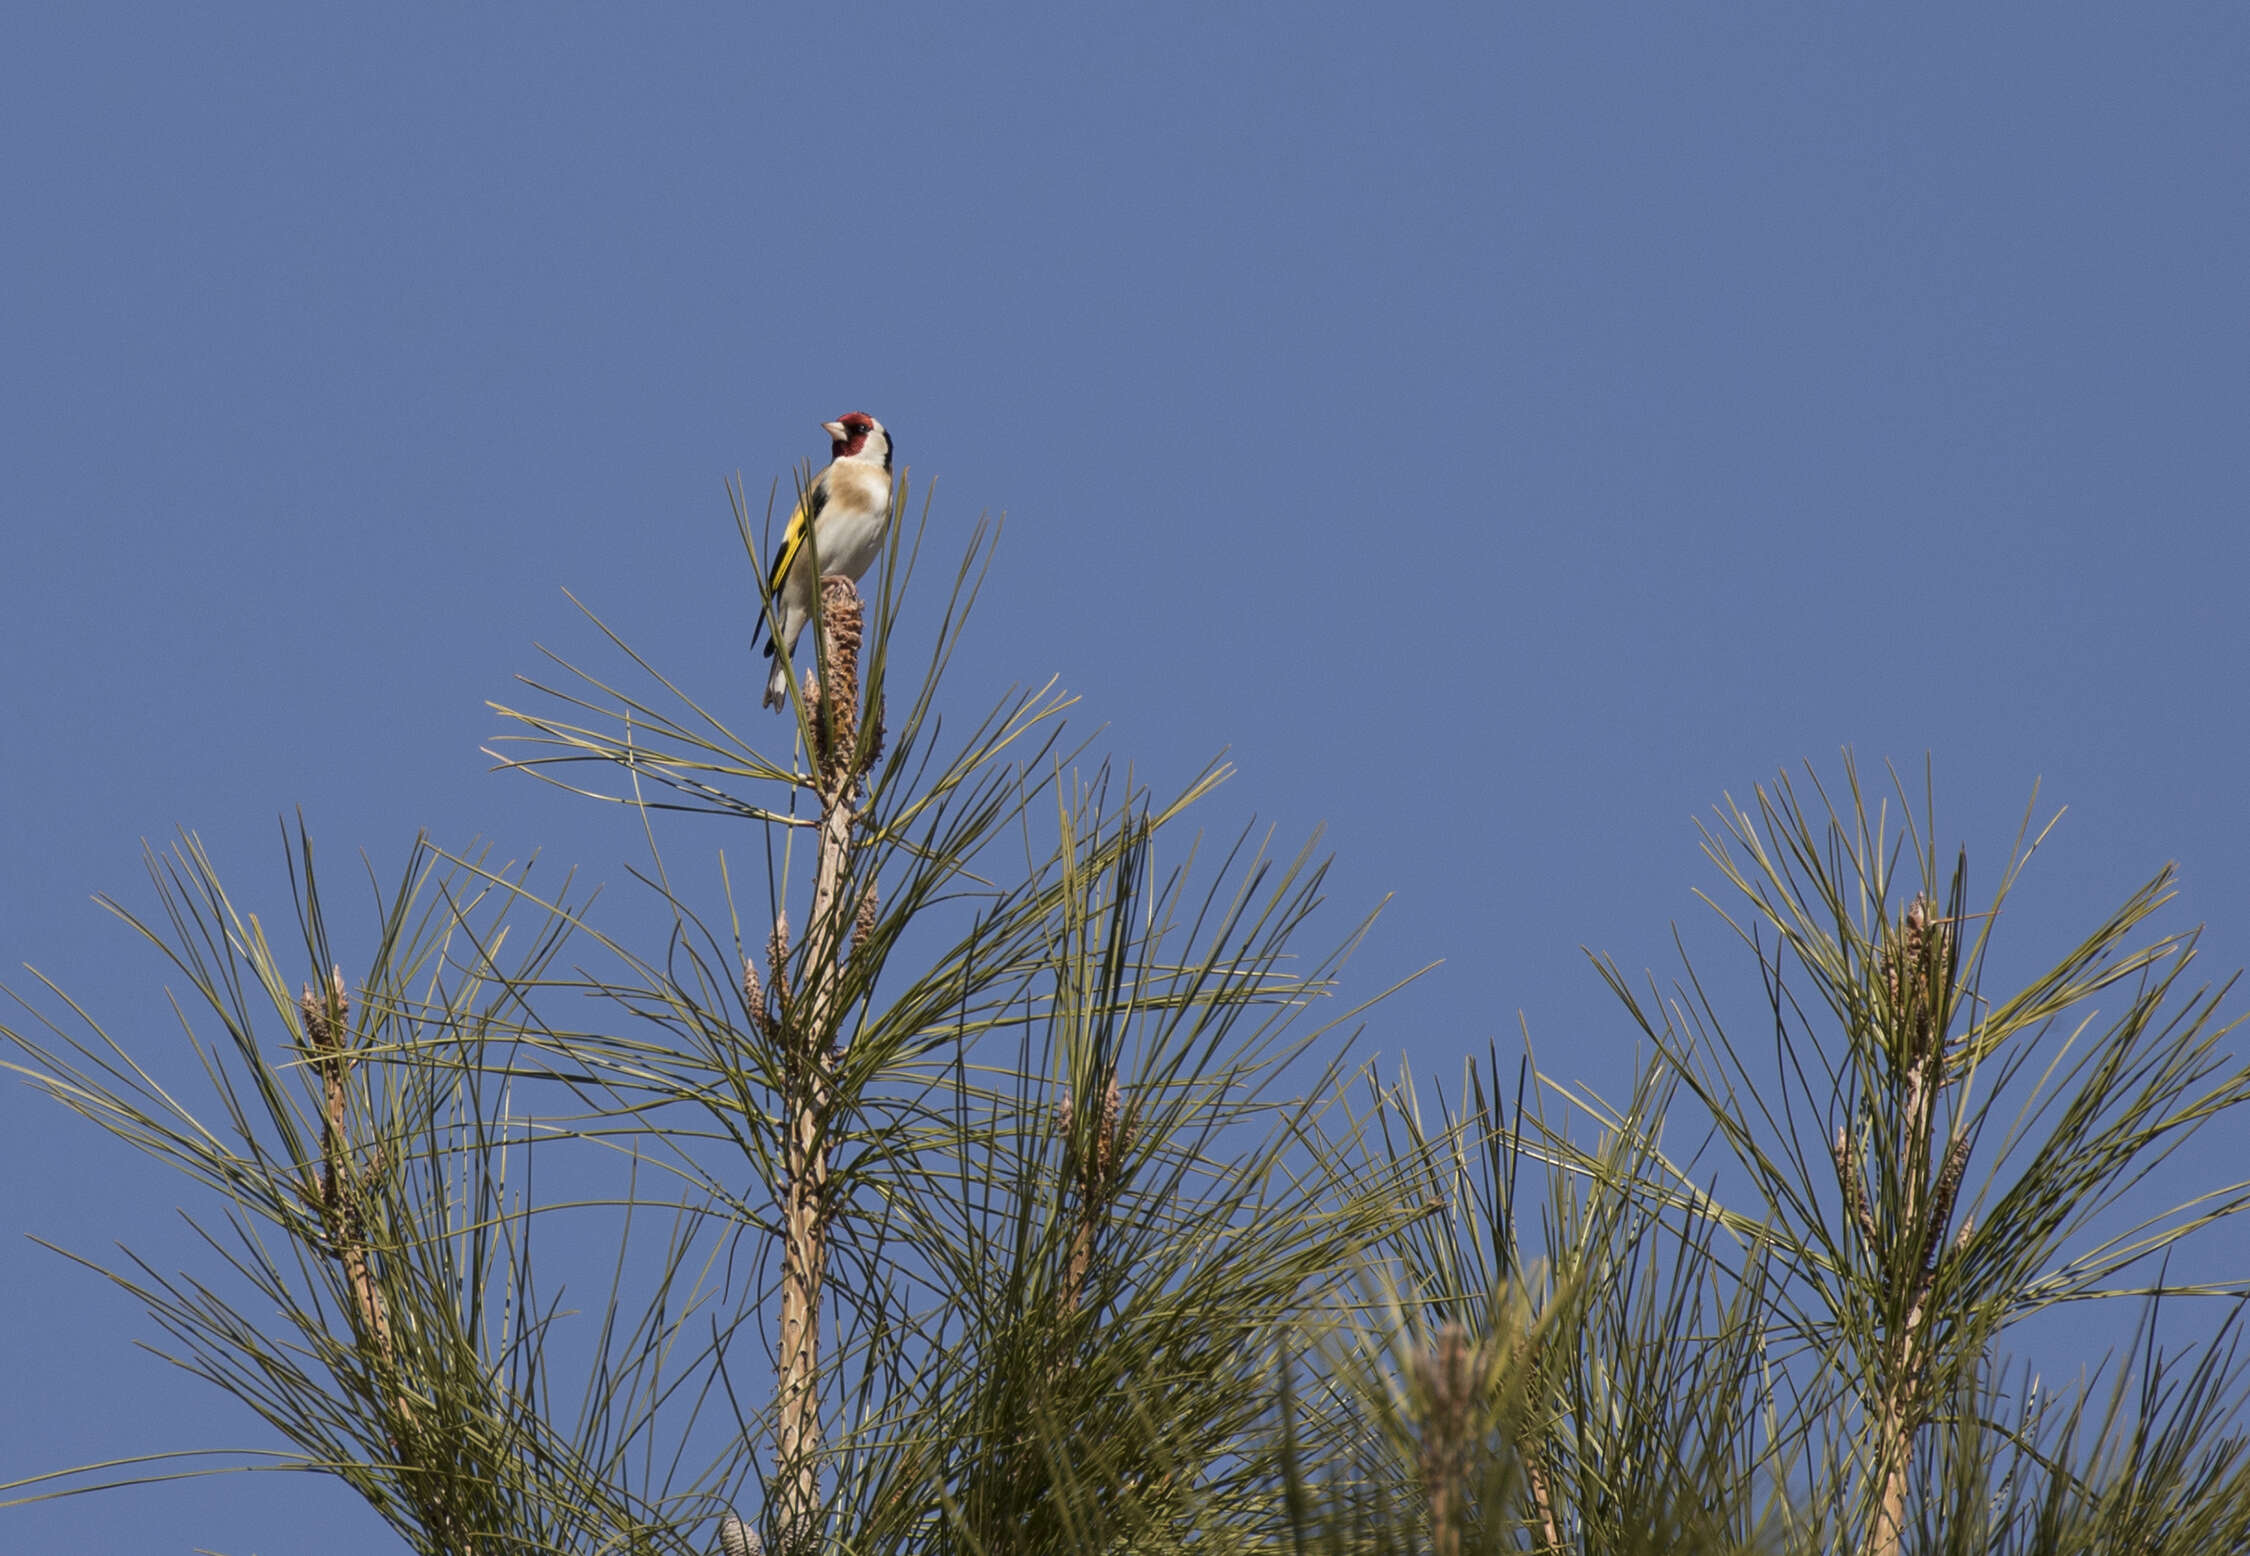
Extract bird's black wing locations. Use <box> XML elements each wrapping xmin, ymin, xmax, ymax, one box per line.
<box><xmin>760</xmin><ymin>475</ymin><xmax>831</xmax><ymax>657</ymax></box>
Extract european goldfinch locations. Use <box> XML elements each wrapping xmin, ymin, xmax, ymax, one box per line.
<box><xmin>760</xmin><ymin>412</ymin><xmax>894</xmax><ymax>710</ymax></box>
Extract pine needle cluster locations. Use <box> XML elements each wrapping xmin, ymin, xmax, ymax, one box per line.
<box><xmin>7</xmin><ymin>480</ymin><xmax>2250</xmax><ymax>1554</ymax></box>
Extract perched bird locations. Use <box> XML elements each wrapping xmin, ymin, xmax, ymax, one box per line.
<box><xmin>760</xmin><ymin>412</ymin><xmax>894</xmax><ymax>710</ymax></box>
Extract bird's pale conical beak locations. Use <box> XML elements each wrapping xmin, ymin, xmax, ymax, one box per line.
<box><xmin>821</xmin><ymin>420</ymin><xmax>848</xmax><ymax>441</ymax></box>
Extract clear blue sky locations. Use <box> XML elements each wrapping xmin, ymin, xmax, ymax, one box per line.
<box><xmin>5</xmin><ymin>7</ymin><xmax>2248</xmax><ymax>1549</ymax></box>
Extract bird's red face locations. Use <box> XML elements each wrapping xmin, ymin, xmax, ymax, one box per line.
<box><xmin>823</xmin><ymin>412</ymin><xmax>879</xmax><ymax>459</ymax></box>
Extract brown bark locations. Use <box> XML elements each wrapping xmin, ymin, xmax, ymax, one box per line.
<box><xmin>301</xmin><ymin>968</ymin><xmax>405</xmax><ymax>1418</ymax></box>
<box><xmin>771</xmin><ymin>576</ymin><xmax>880</xmax><ymax>1550</ymax></box>
<box><xmin>1060</xmin><ymin>1076</ymin><xmax>1125</xmax><ymax>1316</ymax></box>
<box><xmin>1868</xmin><ymin>897</ymin><xmax>1966</xmax><ymax>1556</ymax></box>
<box><xmin>1523</xmin><ymin>1451</ymin><xmax>1564</xmax><ymax>1555</ymax></box>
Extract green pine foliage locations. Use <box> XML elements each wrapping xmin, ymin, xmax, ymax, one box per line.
<box><xmin>7</xmin><ymin>483</ymin><xmax>2250</xmax><ymax>1554</ymax></box>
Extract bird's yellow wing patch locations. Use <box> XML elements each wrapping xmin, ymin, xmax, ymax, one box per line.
<box><xmin>764</xmin><ymin>480</ymin><xmax>831</xmax><ymax>599</ymax></box>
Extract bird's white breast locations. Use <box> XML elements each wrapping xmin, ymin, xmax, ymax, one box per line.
<box><xmin>811</xmin><ymin>464</ymin><xmax>890</xmax><ymax>580</ymax></box>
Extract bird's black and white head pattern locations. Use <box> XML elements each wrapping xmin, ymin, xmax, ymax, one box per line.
<box><xmin>824</xmin><ymin>412</ymin><xmax>891</xmax><ymax>472</ymax></box>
